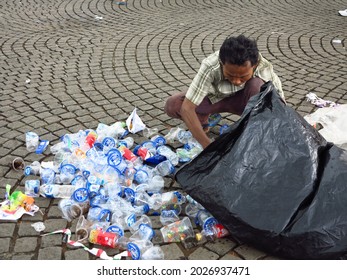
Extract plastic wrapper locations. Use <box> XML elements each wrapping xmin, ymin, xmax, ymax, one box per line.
<box><xmin>176</xmin><ymin>82</ymin><xmax>347</xmax><ymax>259</ymax></box>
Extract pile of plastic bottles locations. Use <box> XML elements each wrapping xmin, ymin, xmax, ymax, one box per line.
<box><xmin>23</xmin><ymin>121</ymin><xmax>228</xmax><ymax>260</ymax></box>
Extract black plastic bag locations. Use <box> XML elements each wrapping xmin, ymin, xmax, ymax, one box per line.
<box><xmin>175</xmin><ymin>82</ymin><xmax>347</xmax><ymax>259</ymax></box>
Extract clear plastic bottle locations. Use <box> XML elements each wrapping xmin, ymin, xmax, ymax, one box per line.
<box><xmin>128</xmin><ymin>214</ymin><xmax>152</xmax><ymax>233</ymax></box>
<box><xmin>58</xmin><ymin>198</ymin><xmax>90</xmax><ymax>222</ymax></box>
<box><xmin>161</xmin><ymin>191</ymin><xmax>186</xmax><ymax>206</ymax></box>
<box><xmin>25</xmin><ymin>131</ymin><xmax>39</xmax><ymax>152</ymax></box>
<box><xmin>142</xmin><ymin>127</ymin><xmax>158</xmax><ymax>139</ymax></box>
<box><xmin>127</xmin><ymin>239</ymin><xmax>154</xmax><ymax>260</ymax></box>
<box><xmin>156</xmin><ymin>145</ymin><xmax>179</xmax><ymax>166</ymax></box>
<box><xmin>195</xmin><ymin>224</ymin><xmax>229</xmax><ymax>242</ymax></box>
<box><xmin>40</xmin><ymin>168</ymin><xmax>56</xmax><ymax>184</ymax></box>
<box><xmin>160</xmin><ymin>217</ymin><xmax>195</xmax><ymax>243</ymax></box>
<box><xmin>140</xmin><ymin>246</ymin><xmax>165</xmax><ymax>260</ymax></box>
<box><xmin>154</xmin><ymin>160</ymin><xmax>175</xmax><ymax>176</ymax></box>
<box><xmin>129</xmin><ymin>224</ymin><xmax>155</xmax><ymax>241</ymax></box>
<box><xmin>133</xmin><ymin>169</ymin><xmax>149</xmax><ymax>184</ymax></box>
<box><xmin>150</xmin><ymin>135</ymin><xmax>167</xmax><ymax>147</ymax></box>
<box><xmin>24</xmin><ymin>161</ymin><xmax>41</xmax><ymax>176</ymax></box>
<box><xmin>160</xmin><ymin>209</ymin><xmax>180</xmax><ymax>225</ymax></box>
<box><xmin>195</xmin><ymin>209</ymin><xmax>229</xmax><ymax>239</ymax></box>
<box><xmin>39</xmin><ymin>184</ymin><xmax>79</xmax><ymax>198</ymax></box>
<box><xmin>134</xmin><ymin>192</ymin><xmax>161</xmax><ymax>210</ymax></box>
<box><xmin>118</xmin><ymin>137</ymin><xmax>134</xmax><ymax>149</ymax></box>
<box><xmin>177</xmin><ymin>130</ymin><xmax>192</xmax><ymax>144</ymax></box>
<box><xmin>164</xmin><ymin>127</ymin><xmax>183</xmax><ymax>144</ymax></box>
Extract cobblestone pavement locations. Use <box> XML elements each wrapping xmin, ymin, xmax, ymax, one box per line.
<box><xmin>0</xmin><ymin>0</ymin><xmax>346</xmax><ymax>260</ymax></box>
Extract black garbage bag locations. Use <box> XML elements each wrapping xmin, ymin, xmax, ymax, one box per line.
<box><xmin>175</xmin><ymin>82</ymin><xmax>347</xmax><ymax>259</ymax></box>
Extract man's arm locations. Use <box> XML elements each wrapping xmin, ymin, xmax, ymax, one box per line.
<box><xmin>181</xmin><ymin>98</ymin><xmax>212</xmax><ymax>149</ymax></box>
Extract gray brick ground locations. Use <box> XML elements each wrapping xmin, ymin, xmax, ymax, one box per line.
<box><xmin>64</xmin><ymin>248</ymin><xmax>90</xmax><ymax>260</ymax></box>
<box><xmin>0</xmin><ymin>238</ymin><xmax>11</xmax><ymax>254</ymax></box>
<box><xmin>0</xmin><ymin>0</ymin><xmax>346</xmax><ymax>262</ymax></box>
<box><xmin>14</xmin><ymin>237</ymin><xmax>38</xmax><ymax>253</ymax></box>
<box><xmin>38</xmin><ymin>247</ymin><xmax>62</xmax><ymax>260</ymax></box>
<box><xmin>0</xmin><ymin>223</ymin><xmax>15</xmax><ymax>237</ymax></box>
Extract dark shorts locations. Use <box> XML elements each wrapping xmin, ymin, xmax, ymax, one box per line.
<box><xmin>164</xmin><ymin>77</ymin><xmax>265</xmax><ymax>125</ymax></box>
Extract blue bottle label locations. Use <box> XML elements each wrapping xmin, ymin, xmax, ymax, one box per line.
<box><xmin>203</xmin><ymin>217</ymin><xmax>218</xmax><ymax>231</ymax></box>
<box><xmin>106</xmin><ymin>225</ymin><xmax>124</xmax><ymax>236</ymax></box>
<box><xmin>107</xmin><ymin>150</ymin><xmax>122</xmax><ymax>167</ymax></box>
<box><xmin>102</xmin><ymin>137</ymin><xmax>116</xmax><ymax>148</ymax></box>
<box><xmin>127</xmin><ymin>242</ymin><xmax>141</xmax><ymax>260</ymax></box>
<box><xmin>125</xmin><ymin>213</ymin><xmax>137</xmax><ymax>227</ymax></box>
<box><xmin>72</xmin><ymin>187</ymin><xmax>89</xmax><ymax>202</ymax></box>
<box><xmin>60</xmin><ymin>164</ymin><xmax>77</xmax><ymax>175</ymax></box>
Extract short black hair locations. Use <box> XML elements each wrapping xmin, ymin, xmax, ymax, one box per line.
<box><xmin>219</xmin><ymin>35</ymin><xmax>259</xmax><ymax>66</ymax></box>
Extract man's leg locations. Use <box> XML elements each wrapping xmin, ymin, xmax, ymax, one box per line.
<box><xmin>164</xmin><ymin>92</ymin><xmax>210</xmax><ymax>126</ymax></box>
<box><xmin>203</xmin><ymin>77</ymin><xmax>265</xmax><ymax>116</ymax></box>
<box><xmin>164</xmin><ymin>77</ymin><xmax>264</xmax><ymax>125</ymax></box>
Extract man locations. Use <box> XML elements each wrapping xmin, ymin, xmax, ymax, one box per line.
<box><xmin>164</xmin><ymin>34</ymin><xmax>285</xmax><ymax>149</ymax></box>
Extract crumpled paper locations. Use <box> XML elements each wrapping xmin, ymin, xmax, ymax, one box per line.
<box><xmin>0</xmin><ymin>202</ymin><xmax>39</xmax><ymax>220</ymax></box>
<box><xmin>126</xmin><ymin>108</ymin><xmax>146</xmax><ymax>134</ymax></box>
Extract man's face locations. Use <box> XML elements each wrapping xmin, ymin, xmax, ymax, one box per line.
<box><xmin>222</xmin><ymin>61</ymin><xmax>256</xmax><ymax>87</ymax></box>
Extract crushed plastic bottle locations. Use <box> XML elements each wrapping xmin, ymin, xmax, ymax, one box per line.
<box><xmin>25</xmin><ymin>132</ymin><xmax>39</xmax><ymax>152</ymax></box>
<box><xmin>177</xmin><ymin>130</ymin><xmax>192</xmax><ymax>144</ymax></box>
<box><xmin>153</xmin><ymin>159</ymin><xmax>175</xmax><ymax>177</ymax></box>
<box><xmin>195</xmin><ymin>209</ymin><xmax>229</xmax><ymax>239</ymax></box>
<box><xmin>39</xmin><ymin>184</ymin><xmax>79</xmax><ymax>198</ymax></box>
<box><xmin>127</xmin><ymin>239</ymin><xmax>154</xmax><ymax>260</ymax></box>
<box><xmin>156</xmin><ymin>145</ymin><xmax>179</xmax><ymax>166</ymax></box>
<box><xmin>142</xmin><ymin>127</ymin><xmax>158</xmax><ymax>138</ymax></box>
<box><xmin>141</xmin><ymin>246</ymin><xmax>165</xmax><ymax>260</ymax></box>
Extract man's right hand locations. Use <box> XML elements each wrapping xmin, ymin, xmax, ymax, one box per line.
<box><xmin>180</xmin><ymin>98</ymin><xmax>212</xmax><ymax>149</ymax></box>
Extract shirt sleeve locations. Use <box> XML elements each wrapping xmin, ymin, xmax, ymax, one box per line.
<box><xmin>185</xmin><ymin>60</ymin><xmax>214</xmax><ymax>105</ymax></box>
<box><xmin>269</xmin><ymin>70</ymin><xmax>285</xmax><ymax>101</ymax></box>
<box><xmin>256</xmin><ymin>56</ymin><xmax>285</xmax><ymax>101</ymax></box>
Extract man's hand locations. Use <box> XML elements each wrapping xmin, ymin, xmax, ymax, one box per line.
<box><xmin>180</xmin><ymin>98</ymin><xmax>212</xmax><ymax>149</ymax></box>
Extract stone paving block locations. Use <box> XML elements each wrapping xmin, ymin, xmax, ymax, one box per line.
<box><xmin>204</xmin><ymin>237</ymin><xmax>238</xmax><ymax>256</ymax></box>
<box><xmin>219</xmin><ymin>251</ymin><xmax>243</xmax><ymax>260</ymax></box>
<box><xmin>12</xmin><ymin>253</ymin><xmax>35</xmax><ymax>260</ymax></box>
<box><xmin>14</xmin><ymin>237</ymin><xmax>38</xmax><ymax>253</ymax></box>
<box><xmin>0</xmin><ymin>238</ymin><xmax>11</xmax><ymax>254</ymax></box>
<box><xmin>38</xmin><ymin>246</ymin><xmax>62</xmax><ymax>260</ymax></box>
<box><xmin>47</xmin><ymin>205</ymin><xmax>64</xmax><ymax>219</ymax></box>
<box><xmin>188</xmin><ymin>247</ymin><xmax>219</xmax><ymax>260</ymax></box>
<box><xmin>18</xmin><ymin>222</ymin><xmax>42</xmax><ymax>237</ymax></box>
<box><xmin>0</xmin><ymin>223</ymin><xmax>16</xmax><ymax>237</ymax></box>
<box><xmin>161</xmin><ymin>243</ymin><xmax>186</xmax><ymax>260</ymax></box>
<box><xmin>41</xmin><ymin>234</ymin><xmax>65</xmax><ymax>248</ymax></box>
<box><xmin>64</xmin><ymin>248</ymin><xmax>90</xmax><ymax>260</ymax></box>
<box><xmin>234</xmin><ymin>244</ymin><xmax>267</xmax><ymax>260</ymax></box>
<box><xmin>0</xmin><ymin>0</ymin><xmax>346</xmax><ymax>262</ymax></box>
<box><xmin>42</xmin><ymin>219</ymin><xmax>68</xmax><ymax>234</ymax></box>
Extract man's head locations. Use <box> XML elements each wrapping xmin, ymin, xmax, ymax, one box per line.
<box><xmin>219</xmin><ymin>35</ymin><xmax>259</xmax><ymax>86</ymax></box>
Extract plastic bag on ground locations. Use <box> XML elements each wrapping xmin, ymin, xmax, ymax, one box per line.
<box><xmin>304</xmin><ymin>104</ymin><xmax>347</xmax><ymax>150</ymax></box>
<box><xmin>175</xmin><ymin>82</ymin><xmax>347</xmax><ymax>260</ymax></box>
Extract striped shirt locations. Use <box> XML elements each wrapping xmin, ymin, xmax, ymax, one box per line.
<box><xmin>185</xmin><ymin>51</ymin><xmax>284</xmax><ymax>105</ymax></box>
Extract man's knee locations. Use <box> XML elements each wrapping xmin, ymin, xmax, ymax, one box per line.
<box><xmin>245</xmin><ymin>77</ymin><xmax>265</xmax><ymax>94</ymax></box>
<box><xmin>164</xmin><ymin>92</ymin><xmax>185</xmax><ymax>119</ymax></box>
